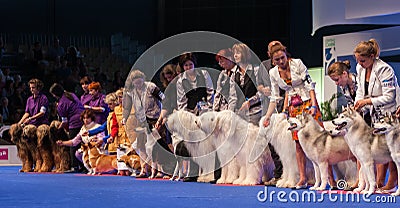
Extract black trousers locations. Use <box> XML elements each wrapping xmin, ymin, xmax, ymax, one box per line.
<box><xmin>268</xmin><ymin>143</ymin><xmax>282</xmax><ymax>179</ymax></box>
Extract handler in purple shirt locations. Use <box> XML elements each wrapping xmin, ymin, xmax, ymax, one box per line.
<box><xmin>83</xmin><ymin>81</ymin><xmax>109</xmax><ymax>124</ymax></box>
<box><xmin>50</xmin><ymin>83</ymin><xmax>85</xmax><ymax>172</ymax></box>
<box><xmin>18</xmin><ymin>79</ymin><xmax>49</xmax><ymax>126</ymax></box>
<box><xmin>80</xmin><ymin>76</ymin><xmax>92</xmax><ymax>106</ymax></box>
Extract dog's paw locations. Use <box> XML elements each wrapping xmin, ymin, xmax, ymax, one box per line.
<box><xmin>216</xmin><ymin>179</ymin><xmax>226</xmax><ymax>184</ymax></box>
<box><xmin>353</xmin><ymin>187</ymin><xmax>363</xmax><ymax>192</ymax></box>
<box><xmin>309</xmin><ymin>186</ymin><xmax>318</xmax><ymax>190</ymax></box>
<box><xmin>316</xmin><ymin>186</ymin><xmax>326</xmax><ymax>191</ymax></box>
<box><xmin>391</xmin><ymin>190</ymin><xmax>400</xmax><ymax>196</ymax></box>
<box><xmin>240</xmin><ymin>179</ymin><xmax>258</xmax><ymax>186</ymax></box>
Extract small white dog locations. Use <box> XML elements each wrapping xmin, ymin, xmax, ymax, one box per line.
<box><xmin>333</xmin><ymin>106</ymin><xmax>392</xmax><ymax>194</ymax></box>
<box><xmin>288</xmin><ymin>112</ymin><xmax>356</xmax><ymax>190</ymax></box>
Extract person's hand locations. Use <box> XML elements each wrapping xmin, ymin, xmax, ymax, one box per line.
<box><xmin>56</xmin><ymin>140</ymin><xmax>63</xmax><ymax>146</ymax></box>
<box><xmin>84</xmin><ymin>105</ymin><xmax>91</xmax><ymax>109</ymax></box>
<box><xmin>107</xmin><ymin>137</ymin><xmax>114</xmax><ymax>144</ymax></box>
<box><xmin>354</xmin><ymin>99</ymin><xmax>367</xmax><ymax>111</ymax></box>
<box><xmin>263</xmin><ymin>117</ymin><xmax>270</xmax><ymax>127</ymax></box>
<box><xmin>239</xmin><ymin>101</ymin><xmax>250</xmax><ymax>111</ymax></box>
<box><xmin>23</xmin><ymin>117</ymin><xmax>31</xmax><ymax>125</ymax></box>
<box><xmin>262</xmin><ymin>86</ymin><xmax>271</xmax><ymax>96</ymax></box>
<box><xmin>155</xmin><ymin>118</ymin><xmax>165</xmax><ymax>129</ymax></box>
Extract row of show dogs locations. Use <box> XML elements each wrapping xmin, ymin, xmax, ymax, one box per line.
<box><xmin>165</xmin><ymin>108</ymin><xmax>400</xmax><ymax>196</ymax></box>
<box><xmin>9</xmin><ymin>107</ymin><xmax>400</xmax><ymax>197</ymax></box>
<box><xmin>9</xmin><ymin>121</ymin><xmax>140</xmax><ymax>176</ymax></box>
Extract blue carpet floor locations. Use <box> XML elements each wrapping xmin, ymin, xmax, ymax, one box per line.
<box><xmin>0</xmin><ymin>166</ymin><xmax>398</xmax><ymax>208</ymax></box>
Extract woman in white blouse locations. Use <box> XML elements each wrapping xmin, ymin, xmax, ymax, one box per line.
<box><xmin>263</xmin><ymin>42</ymin><xmax>324</xmax><ymax>189</ymax></box>
<box><xmin>353</xmin><ymin>39</ymin><xmax>400</xmax><ymax>193</ymax></box>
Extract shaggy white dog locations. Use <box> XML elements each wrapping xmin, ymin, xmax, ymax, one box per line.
<box><xmin>166</xmin><ymin>110</ymin><xmax>216</xmax><ymax>182</ymax></box>
<box><xmin>255</xmin><ymin>113</ymin><xmax>300</xmax><ymax>188</ymax></box>
<box><xmin>197</xmin><ymin>110</ymin><xmax>275</xmax><ymax>185</ymax></box>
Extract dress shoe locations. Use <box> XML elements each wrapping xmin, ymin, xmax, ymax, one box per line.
<box><xmin>182</xmin><ymin>176</ymin><xmax>198</xmax><ymax>182</ymax></box>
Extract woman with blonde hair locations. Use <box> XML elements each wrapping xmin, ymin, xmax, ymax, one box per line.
<box><xmin>123</xmin><ymin>70</ymin><xmax>165</xmax><ymax>178</ymax></box>
<box><xmin>353</xmin><ymin>38</ymin><xmax>400</xmax><ymax>193</ymax></box>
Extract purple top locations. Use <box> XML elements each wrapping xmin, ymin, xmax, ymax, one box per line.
<box><xmin>57</xmin><ymin>93</ymin><xmax>84</xmax><ymax>129</ymax></box>
<box><xmin>88</xmin><ymin>93</ymin><xmax>109</xmax><ymax>124</ymax></box>
<box><xmin>80</xmin><ymin>92</ymin><xmax>92</xmax><ymax>106</ymax></box>
<box><xmin>25</xmin><ymin>93</ymin><xmax>49</xmax><ymax>126</ymax></box>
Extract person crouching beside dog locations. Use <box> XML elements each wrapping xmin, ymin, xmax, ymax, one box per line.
<box><xmin>263</xmin><ymin>42</ymin><xmax>327</xmax><ymax>189</ymax></box>
<box><xmin>83</xmin><ymin>90</ymin><xmax>135</xmax><ymax>176</ymax></box>
<box><xmin>353</xmin><ymin>39</ymin><xmax>400</xmax><ymax>193</ymax></box>
<box><xmin>56</xmin><ymin>109</ymin><xmax>105</xmax><ymax>173</ymax></box>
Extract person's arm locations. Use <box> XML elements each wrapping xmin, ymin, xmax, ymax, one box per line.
<box><xmin>110</xmin><ymin>113</ymin><xmax>118</xmax><ymax>139</ymax></box>
<box><xmin>122</xmin><ymin>91</ymin><xmax>133</xmax><ymax>124</ymax></box>
<box><xmin>29</xmin><ymin>99</ymin><xmax>48</xmax><ymax>123</ymax></box>
<box><xmin>203</xmin><ymin>70</ymin><xmax>214</xmax><ymax>108</ymax></box>
<box><xmin>88</xmin><ymin>122</ymin><xmax>107</xmax><ymax>136</ymax></box>
<box><xmin>176</xmin><ymin>76</ymin><xmax>188</xmax><ymax>110</ymax></box>
<box><xmin>227</xmin><ymin>75</ymin><xmax>237</xmax><ymax>111</ymax></box>
<box><xmin>18</xmin><ymin>112</ymin><xmax>30</xmax><ymax>125</ymax></box>
<box><xmin>57</xmin><ymin>134</ymin><xmax>82</xmax><ymax>147</ymax></box>
<box><xmin>213</xmin><ymin>72</ymin><xmax>224</xmax><ymax>111</ymax></box>
<box><xmin>369</xmin><ymin>65</ymin><xmax>397</xmax><ymax>108</ymax></box>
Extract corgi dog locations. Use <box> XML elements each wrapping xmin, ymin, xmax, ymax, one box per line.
<box><xmin>88</xmin><ymin>142</ymin><xmax>118</xmax><ymax>175</ymax></box>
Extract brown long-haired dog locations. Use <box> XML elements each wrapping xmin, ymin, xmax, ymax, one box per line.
<box><xmin>49</xmin><ymin>120</ymin><xmax>71</xmax><ymax>172</ymax></box>
<box><xmin>10</xmin><ymin>123</ymin><xmax>33</xmax><ymax>172</ymax></box>
<box><xmin>36</xmin><ymin>124</ymin><xmax>54</xmax><ymax>172</ymax></box>
<box><xmin>22</xmin><ymin>124</ymin><xmax>43</xmax><ymax>172</ymax></box>
<box><xmin>88</xmin><ymin>142</ymin><xmax>118</xmax><ymax>175</ymax></box>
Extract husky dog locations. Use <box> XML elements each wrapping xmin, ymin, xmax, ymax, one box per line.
<box><xmin>333</xmin><ymin>106</ymin><xmax>392</xmax><ymax>194</ymax></box>
<box><xmin>372</xmin><ymin>113</ymin><xmax>400</xmax><ymax>196</ymax></box>
<box><xmin>288</xmin><ymin>112</ymin><xmax>356</xmax><ymax>190</ymax></box>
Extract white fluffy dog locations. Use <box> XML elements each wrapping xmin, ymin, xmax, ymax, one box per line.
<box><xmin>333</xmin><ymin>106</ymin><xmax>392</xmax><ymax>194</ymax></box>
<box><xmin>166</xmin><ymin>110</ymin><xmax>216</xmax><ymax>182</ymax></box>
<box><xmin>197</xmin><ymin>110</ymin><xmax>275</xmax><ymax>185</ymax></box>
<box><xmin>255</xmin><ymin>113</ymin><xmax>300</xmax><ymax>188</ymax></box>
